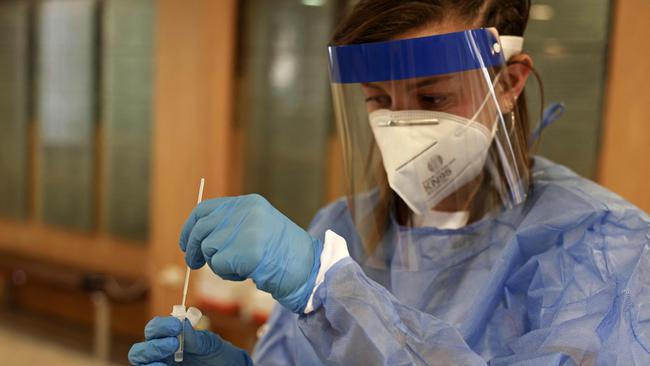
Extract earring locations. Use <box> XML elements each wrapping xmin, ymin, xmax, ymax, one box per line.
<box><xmin>508</xmin><ymin>111</ymin><xmax>516</xmax><ymax>134</ymax></box>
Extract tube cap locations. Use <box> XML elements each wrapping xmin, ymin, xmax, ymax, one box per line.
<box><xmin>171</xmin><ymin>305</ymin><xmax>187</xmax><ymax>319</ymax></box>
<box><xmin>186</xmin><ymin>307</ymin><xmax>203</xmax><ymax>327</ymax></box>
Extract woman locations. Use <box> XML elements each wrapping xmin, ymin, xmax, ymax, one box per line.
<box><xmin>129</xmin><ymin>1</ymin><xmax>650</xmax><ymax>365</ymax></box>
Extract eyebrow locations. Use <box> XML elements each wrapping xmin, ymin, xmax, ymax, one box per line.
<box><xmin>413</xmin><ymin>75</ymin><xmax>455</xmax><ymax>89</ymax></box>
<box><xmin>361</xmin><ymin>75</ymin><xmax>455</xmax><ymax>92</ymax></box>
<box><xmin>360</xmin><ymin>83</ymin><xmax>384</xmax><ymax>90</ymax></box>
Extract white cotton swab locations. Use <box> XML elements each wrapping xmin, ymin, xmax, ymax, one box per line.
<box><xmin>182</xmin><ymin>177</ymin><xmax>205</xmax><ymax>307</ymax></box>
<box><xmin>175</xmin><ymin>178</ymin><xmax>205</xmax><ymax>363</ymax></box>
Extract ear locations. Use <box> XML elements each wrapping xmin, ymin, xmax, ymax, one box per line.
<box><xmin>499</xmin><ymin>54</ymin><xmax>533</xmax><ymax>112</ymax></box>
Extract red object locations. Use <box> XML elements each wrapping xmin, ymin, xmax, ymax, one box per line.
<box><xmin>198</xmin><ymin>298</ymin><xmax>240</xmax><ymax>316</ymax></box>
<box><xmin>252</xmin><ymin>311</ymin><xmax>269</xmax><ymax>325</ymax></box>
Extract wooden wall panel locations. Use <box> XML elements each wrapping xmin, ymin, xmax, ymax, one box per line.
<box><xmin>598</xmin><ymin>0</ymin><xmax>650</xmax><ymax>213</ymax></box>
<box><xmin>0</xmin><ymin>220</ymin><xmax>146</xmax><ymax>278</ymax></box>
<box><xmin>9</xmin><ymin>278</ymin><xmax>147</xmax><ymax>338</ymax></box>
<box><xmin>149</xmin><ymin>0</ymin><xmax>237</xmax><ymax>317</ymax></box>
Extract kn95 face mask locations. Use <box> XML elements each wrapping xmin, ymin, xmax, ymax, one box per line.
<box><xmin>369</xmin><ymin>109</ymin><xmax>497</xmax><ymax>215</ymax></box>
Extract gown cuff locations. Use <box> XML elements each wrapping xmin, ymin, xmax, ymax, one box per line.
<box><xmin>304</xmin><ymin>229</ymin><xmax>350</xmax><ymax>314</ymax></box>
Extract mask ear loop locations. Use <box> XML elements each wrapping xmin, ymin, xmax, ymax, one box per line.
<box><xmin>494</xmin><ymin>70</ymin><xmax>519</xmax><ymax>137</ymax></box>
<box><xmin>493</xmin><ymin>65</ymin><xmax>522</xmax><ymax>138</ymax></box>
<box><xmin>479</xmin><ymin>68</ymin><xmax>527</xmax><ymax>206</ymax></box>
<box><xmin>466</xmin><ymin>70</ymin><xmax>504</xmax><ymax>138</ymax></box>
<box><xmin>470</xmin><ymin>33</ymin><xmax>529</xmax><ymax>207</ymax></box>
<box><xmin>505</xmin><ymin>59</ymin><xmax>546</xmax><ymax>151</ymax></box>
<box><xmin>507</xmin><ymin>110</ymin><xmax>517</xmax><ymax>136</ymax></box>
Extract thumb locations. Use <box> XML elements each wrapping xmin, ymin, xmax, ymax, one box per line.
<box><xmin>182</xmin><ymin>320</ymin><xmax>224</xmax><ymax>356</ymax></box>
<box><xmin>182</xmin><ymin>320</ymin><xmax>246</xmax><ymax>359</ymax></box>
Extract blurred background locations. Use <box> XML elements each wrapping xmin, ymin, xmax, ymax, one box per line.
<box><xmin>0</xmin><ymin>0</ymin><xmax>648</xmax><ymax>364</ymax></box>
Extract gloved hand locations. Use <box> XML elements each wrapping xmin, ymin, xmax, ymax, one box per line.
<box><xmin>128</xmin><ymin>316</ymin><xmax>253</xmax><ymax>366</ymax></box>
<box><xmin>180</xmin><ymin>194</ymin><xmax>323</xmax><ymax>314</ymax></box>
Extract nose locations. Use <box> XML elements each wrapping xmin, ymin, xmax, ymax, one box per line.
<box><xmin>390</xmin><ymin>89</ymin><xmax>420</xmax><ymax>111</ymax></box>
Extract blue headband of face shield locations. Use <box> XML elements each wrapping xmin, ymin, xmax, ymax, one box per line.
<box><xmin>328</xmin><ymin>28</ymin><xmax>505</xmax><ymax>84</ymax></box>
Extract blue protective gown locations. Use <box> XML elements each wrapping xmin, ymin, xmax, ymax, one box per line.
<box><xmin>252</xmin><ymin>157</ymin><xmax>650</xmax><ymax>365</ymax></box>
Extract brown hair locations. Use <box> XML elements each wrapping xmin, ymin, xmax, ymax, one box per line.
<box><xmin>331</xmin><ymin>0</ymin><xmax>535</xmax><ymax>250</ymax></box>
<box><xmin>332</xmin><ymin>0</ymin><xmax>530</xmax><ymax>44</ymax></box>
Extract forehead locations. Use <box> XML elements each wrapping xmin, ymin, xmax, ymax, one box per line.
<box><xmin>392</xmin><ymin>19</ymin><xmax>473</xmax><ymax>41</ymax></box>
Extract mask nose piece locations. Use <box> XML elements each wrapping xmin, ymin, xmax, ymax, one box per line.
<box><xmin>378</xmin><ymin>118</ymin><xmax>440</xmax><ymax>127</ymax></box>
<box><xmin>378</xmin><ymin>120</ymin><xmax>398</xmax><ymax>127</ymax></box>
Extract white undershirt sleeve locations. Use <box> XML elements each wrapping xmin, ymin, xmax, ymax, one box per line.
<box><xmin>303</xmin><ymin>229</ymin><xmax>350</xmax><ymax>314</ymax></box>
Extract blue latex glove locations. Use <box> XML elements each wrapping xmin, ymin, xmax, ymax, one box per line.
<box><xmin>180</xmin><ymin>194</ymin><xmax>323</xmax><ymax>314</ymax></box>
<box><xmin>128</xmin><ymin>316</ymin><xmax>253</xmax><ymax>366</ymax></box>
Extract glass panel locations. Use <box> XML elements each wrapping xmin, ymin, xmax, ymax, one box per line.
<box><xmin>0</xmin><ymin>0</ymin><xmax>30</xmax><ymax>219</ymax></box>
<box><xmin>525</xmin><ymin>0</ymin><xmax>612</xmax><ymax>178</ymax></box>
<box><xmin>102</xmin><ymin>0</ymin><xmax>155</xmax><ymax>239</ymax></box>
<box><xmin>37</xmin><ymin>0</ymin><xmax>97</xmax><ymax>230</ymax></box>
<box><xmin>238</xmin><ymin>0</ymin><xmax>337</xmax><ymax>227</ymax></box>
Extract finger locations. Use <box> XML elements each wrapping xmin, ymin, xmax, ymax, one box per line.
<box><xmin>128</xmin><ymin>338</ymin><xmax>178</xmax><ymax>365</ymax></box>
<box><xmin>179</xmin><ymin>209</ymin><xmax>198</xmax><ymax>253</ymax></box>
<box><xmin>185</xmin><ymin>200</ymin><xmax>242</xmax><ymax>269</ymax></box>
<box><xmin>199</xmin><ymin>222</ymin><xmax>239</xmax><ymax>260</ymax></box>
<box><xmin>199</xmin><ymin>200</ymin><xmax>260</xmax><ymax>264</ymax></box>
<box><xmin>144</xmin><ymin>316</ymin><xmax>182</xmax><ymax>340</ymax></box>
<box><xmin>209</xmin><ymin>245</ymin><xmax>258</xmax><ymax>281</ymax></box>
<box><xmin>185</xmin><ymin>215</ymin><xmax>219</xmax><ymax>269</ymax></box>
<box><xmin>179</xmin><ymin>198</ymin><xmax>235</xmax><ymax>252</ymax></box>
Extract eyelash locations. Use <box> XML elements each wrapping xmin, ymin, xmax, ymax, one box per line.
<box><xmin>420</xmin><ymin>95</ymin><xmax>449</xmax><ymax>107</ymax></box>
<box><xmin>365</xmin><ymin>95</ymin><xmax>391</xmax><ymax>106</ymax></box>
<box><xmin>364</xmin><ymin>94</ymin><xmax>453</xmax><ymax>109</ymax></box>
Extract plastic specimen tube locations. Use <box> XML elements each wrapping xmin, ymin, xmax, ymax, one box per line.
<box><xmin>172</xmin><ymin>305</ymin><xmax>187</xmax><ymax>362</ymax></box>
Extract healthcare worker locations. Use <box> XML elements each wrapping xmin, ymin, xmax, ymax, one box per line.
<box><xmin>129</xmin><ymin>0</ymin><xmax>650</xmax><ymax>365</ymax></box>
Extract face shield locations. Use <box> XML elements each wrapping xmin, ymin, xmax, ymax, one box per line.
<box><xmin>328</xmin><ymin>28</ymin><xmax>530</xmax><ymax>250</ymax></box>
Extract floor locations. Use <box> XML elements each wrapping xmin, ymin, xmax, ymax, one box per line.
<box><xmin>0</xmin><ymin>307</ymin><xmax>131</xmax><ymax>366</ymax></box>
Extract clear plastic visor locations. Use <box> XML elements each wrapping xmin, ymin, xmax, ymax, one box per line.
<box><xmin>328</xmin><ymin>28</ymin><xmax>530</xmax><ymax>254</ymax></box>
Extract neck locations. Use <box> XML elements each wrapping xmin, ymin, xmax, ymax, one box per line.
<box><xmin>432</xmin><ymin>173</ymin><xmax>484</xmax><ymax>213</ymax></box>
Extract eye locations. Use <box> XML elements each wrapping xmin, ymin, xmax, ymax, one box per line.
<box><xmin>365</xmin><ymin>95</ymin><xmax>391</xmax><ymax>109</ymax></box>
<box><xmin>419</xmin><ymin>94</ymin><xmax>452</xmax><ymax>110</ymax></box>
